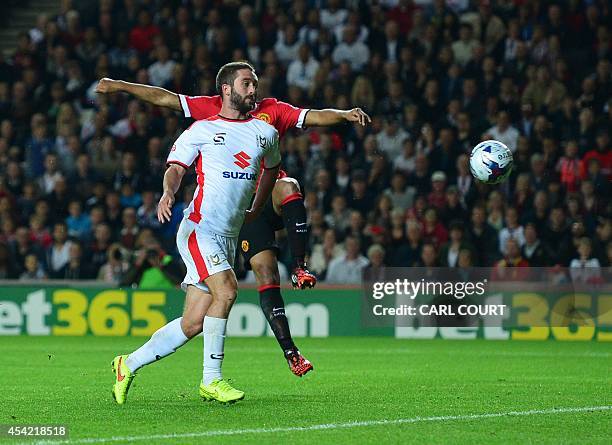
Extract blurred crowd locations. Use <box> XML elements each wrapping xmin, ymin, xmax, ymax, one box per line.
<box><xmin>0</xmin><ymin>0</ymin><xmax>610</xmax><ymax>285</ymax></box>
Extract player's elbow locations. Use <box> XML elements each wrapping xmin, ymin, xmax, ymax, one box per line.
<box><xmin>157</xmin><ymin>91</ymin><xmax>181</xmax><ymax>111</ymax></box>
<box><xmin>163</xmin><ymin>165</ymin><xmax>186</xmax><ymax>189</ymax></box>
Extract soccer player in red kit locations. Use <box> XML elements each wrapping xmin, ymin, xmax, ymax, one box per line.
<box><xmin>96</xmin><ymin>67</ymin><xmax>370</xmax><ymax>376</ymax></box>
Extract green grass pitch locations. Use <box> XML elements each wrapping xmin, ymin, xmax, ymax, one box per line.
<box><xmin>1</xmin><ymin>336</ymin><xmax>610</xmax><ymax>444</ymax></box>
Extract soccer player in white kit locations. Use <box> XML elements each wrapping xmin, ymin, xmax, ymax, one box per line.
<box><xmin>111</xmin><ymin>62</ymin><xmax>280</xmax><ymax>404</ymax></box>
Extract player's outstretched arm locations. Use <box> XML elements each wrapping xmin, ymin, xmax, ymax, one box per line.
<box><xmin>96</xmin><ymin>78</ymin><xmax>182</xmax><ymax>111</ymax></box>
<box><xmin>158</xmin><ymin>165</ymin><xmax>186</xmax><ymax>223</ymax></box>
<box><xmin>304</xmin><ymin>107</ymin><xmax>371</xmax><ymax>127</ymax></box>
<box><xmin>245</xmin><ymin>164</ymin><xmax>280</xmax><ymax>224</ymax></box>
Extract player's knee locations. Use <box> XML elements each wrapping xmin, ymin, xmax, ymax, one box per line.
<box><xmin>251</xmin><ymin>262</ymin><xmax>280</xmax><ymax>286</ymax></box>
<box><xmin>212</xmin><ymin>294</ymin><xmax>236</xmax><ymax>316</ymax></box>
<box><xmin>274</xmin><ymin>178</ymin><xmax>300</xmax><ymax>202</ymax></box>
<box><xmin>213</xmin><ymin>283</ymin><xmax>238</xmax><ymax>307</ymax></box>
<box><xmin>180</xmin><ymin>317</ymin><xmax>202</xmax><ymax>338</ymax></box>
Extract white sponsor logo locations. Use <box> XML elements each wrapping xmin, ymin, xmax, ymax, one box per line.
<box><xmin>0</xmin><ymin>290</ymin><xmax>51</xmax><ymax>335</ymax></box>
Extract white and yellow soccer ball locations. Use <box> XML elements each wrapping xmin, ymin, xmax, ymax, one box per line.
<box><xmin>469</xmin><ymin>140</ymin><xmax>514</xmax><ymax>184</ymax></box>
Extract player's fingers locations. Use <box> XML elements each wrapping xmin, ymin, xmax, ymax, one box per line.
<box><xmin>158</xmin><ymin>201</ymin><xmax>167</xmax><ymax>222</ymax></box>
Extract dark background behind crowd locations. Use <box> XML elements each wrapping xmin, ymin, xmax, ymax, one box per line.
<box><xmin>0</xmin><ymin>0</ymin><xmax>610</xmax><ymax>285</ymax></box>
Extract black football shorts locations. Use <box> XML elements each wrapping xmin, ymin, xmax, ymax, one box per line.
<box><xmin>239</xmin><ymin>197</ymin><xmax>284</xmax><ymax>265</ymax></box>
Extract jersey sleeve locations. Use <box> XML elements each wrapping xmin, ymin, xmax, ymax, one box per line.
<box><xmin>270</xmin><ymin>98</ymin><xmax>310</xmax><ymax>136</ymax></box>
<box><xmin>263</xmin><ymin>130</ymin><xmax>281</xmax><ymax>169</ymax></box>
<box><xmin>177</xmin><ymin>95</ymin><xmax>222</xmax><ymax>120</ymax></box>
<box><xmin>166</xmin><ymin>127</ymin><xmax>199</xmax><ymax>169</ymax></box>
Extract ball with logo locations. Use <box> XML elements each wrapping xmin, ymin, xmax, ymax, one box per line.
<box><xmin>469</xmin><ymin>140</ymin><xmax>513</xmax><ymax>184</ymax></box>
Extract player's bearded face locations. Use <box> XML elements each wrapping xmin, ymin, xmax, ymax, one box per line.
<box><xmin>230</xmin><ymin>87</ymin><xmax>256</xmax><ymax>114</ymax></box>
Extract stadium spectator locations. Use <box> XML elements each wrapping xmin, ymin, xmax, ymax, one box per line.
<box><xmin>332</xmin><ymin>24</ymin><xmax>370</xmax><ymax>71</ymax></box>
<box><xmin>363</xmin><ymin>244</ymin><xmax>385</xmax><ymax>282</ymax></box>
<box><xmin>89</xmin><ymin>222</ymin><xmax>112</xmax><ymax>275</ymax></box>
<box><xmin>38</xmin><ymin>153</ymin><xmax>62</xmax><ymax>195</ymax></box>
<box><xmin>66</xmin><ymin>200</ymin><xmax>92</xmax><ymax>241</ymax></box>
<box><xmin>440</xmin><ymin>186</ymin><xmax>469</xmax><ymax>225</ymax></box>
<box><xmin>418</xmin><ymin>242</ymin><xmax>438</xmax><ymax>267</ymax></box>
<box><xmin>275</xmin><ymin>23</ymin><xmax>301</xmax><ymax>68</ymax></box>
<box><xmin>45</xmin><ymin>222</ymin><xmax>72</xmax><ymax>276</ymax></box>
<box><xmin>544</xmin><ymin>207</ymin><xmax>572</xmax><ymax>266</ymax></box>
<box><xmin>20</xmin><ymin>253</ymin><xmax>46</xmax><ymax>280</ymax></box>
<box><xmin>384</xmin><ymin>171</ymin><xmax>415</xmax><ymax>213</ymax></box>
<box><xmin>286</xmin><ymin>44</ymin><xmax>319</xmax><ymax>92</ymax></box>
<box><xmin>347</xmin><ymin>170</ymin><xmax>375</xmax><ymax>216</ymax></box>
<box><xmin>452</xmin><ymin>23</ymin><xmax>479</xmax><ymax>67</ymax></box>
<box><xmin>325</xmin><ymin>194</ymin><xmax>351</xmax><ymax>234</ymax></box>
<box><xmin>326</xmin><ymin>235</ymin><xmax>368</xmax><ymax>284</ymax></box>
<box><xmin>53</xmin><ymin>241</ymin><xmax>94</xmax><ymax>279</ymax></box>
<box><xmin>521</xmin><ymin>222</ymin><xmax>549</xmax><ymax>267</ymax></box>
<box><xmin>310</xmin><ymin>228</ymin><xmax>344</xmax><ymax>279</ymax></box>
<box><xmin>147</xmin><ymin>45</ymin><xmax>176</xmax><ymax>87</ymax></box>
<box><xmin>333</xmin><ymin>155</ymin><xmax>351</xmax><ymax>195</ymax></box>
<box><xmin>468</xmin><ymin>205</ymin><xmax>499</xmax><ymax>266</ymax></box>
<box><xmin>499</xmin><ymin>207</ymin><xmax>526</xmax><ymax>255</ymax></box>
<box><xmin>376</xmin><ymin>118</ymin><xmax>409</xmax><ymax>161</ymax></box>
<box><xmin>129</xmin><ymin>10</ymin><xmax>159</xmax><ymax>54</ymax></box>
<box><xmin>493</xmin><ymin>238</ymin><xmax>529</xmax><ymax>281</ymax></box>
<box><xmin>487</xmin><ymin>111</ymin><xmax>519</xmax><ymax>153</ymax></box>
<box><xmin>570</xmin><ymin>237</ymin><xmax>602</xmax><ymax>283</ymax></box>
<box><xmin>97</xmin><ymin>243</ymin><xmax>129</xmax><ymax>284</ymax></box>
<box><xmin>438</xmin><ymin>221</ymin><xmax>473</xmax><ymax>267</ymax></box>
<box><xmin>427</xmin><ymin>171</ymin><xmax>447</xmax><ymax>210</ymax></box>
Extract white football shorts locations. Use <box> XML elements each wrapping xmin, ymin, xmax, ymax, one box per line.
<box><xmin>176</xmin><ymin>218</ymin><xmax>237</xmax><ymax>293</ymax></box>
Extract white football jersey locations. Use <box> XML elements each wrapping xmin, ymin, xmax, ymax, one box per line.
<box><xmin>167</xmin><ymin>115</ymin><xmax>280</xmax><ymax>237</ymax></box>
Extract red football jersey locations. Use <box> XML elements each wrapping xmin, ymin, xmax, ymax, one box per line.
<box><xmin>178</xmin><ymin>94</ymin><xmax>308</xmax><ymax>181</ymax></box>
<box><xmin>178</xmin><ymin>95</ymin><xmax>309</xmax><ymax>138</ymax></box>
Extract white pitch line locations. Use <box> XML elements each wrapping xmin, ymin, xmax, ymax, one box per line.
<box><xmin>32</xmin><ymin>405</ymin><xmax>611</xmax><ymax>445</ymax></box>
<box><xmin>228</xmin><ymin>347</ymin><xmax>611</xmax><ymax>358</ymax></box>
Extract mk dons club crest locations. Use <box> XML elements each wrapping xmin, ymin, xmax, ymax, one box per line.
<box><xmin>208</xmin><ymin>254</ymin><xmax>222</xmax><ymax>266</ymax></box>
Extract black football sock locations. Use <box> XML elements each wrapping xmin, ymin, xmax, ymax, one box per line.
<box><xmin>259</xmin><ymin>285</ymin><xmax>295</xmax><ymax>352</ymax></box>
<box><xmin>280</xmin><ymin>193</ymin><xmax>307</xmax><ymax>268</ymax></box>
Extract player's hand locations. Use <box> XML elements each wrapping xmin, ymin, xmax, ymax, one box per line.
<box><xmin>95</xmin><ymin>78</ymin><xmax>119</xmax><ymax>94</ymax></box>
<box><xmin>344</xmin><ymin>108</ymin><xmax>371</xmax><ymax>126</ymax></box>
<box><xmin>244</xmin><ymin>207</ymin><xmax>262</xmax><ymax>224</ymax></box>
<box><xmin>157</xmin><ymin>192</ymin><xmax>175</xmax><ymax>223</ymax></box>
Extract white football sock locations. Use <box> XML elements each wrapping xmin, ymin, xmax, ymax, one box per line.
<box><xmin>126</xmin><ymin>317</ymin><xmax>188</xmax><ymax>372</ymax></box>
<box><xmin>202</xmin><ymin>316</ymin><xmax>227</xmax><ymax>385</ymax></box>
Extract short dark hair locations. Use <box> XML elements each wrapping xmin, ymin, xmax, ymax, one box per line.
<box><xmin>215</xmin><ymin>61</ymin><xmax>255</xmax><ymax>94</ymax></box>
